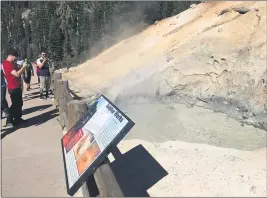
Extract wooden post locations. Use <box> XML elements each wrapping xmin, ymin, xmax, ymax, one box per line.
<box><xmin>56</xmin><ymin>80</ymin><xmax>73</xmax><ymax>130</ymax></box>
<box><xmin>53</xmin><ymin>72</ymin><xmax>62</xmax><ymax>107</ymax></box>
<box><xmin>67</xmin><ymin>100</ymin><xmax>88</xmax><ymax>129</ymax></box>
<box><xmin>58</xmin><ymin>80</ymin><xmax>68</xmax><ymax>129</ymax></box>
<box><xmin>50</xmin><ymin>67</ymin><xmax>55</xmax><ymax>95</ymax></box>
<box><xmin>94</xmin><ymin>159</ymin><xmax>124</xmax><ymax>197</ymax></box>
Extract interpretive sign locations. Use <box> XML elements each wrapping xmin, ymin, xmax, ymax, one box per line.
<box><xmin>61</xmin><ymin>94</ymin><xmax>135</xmax><ymax>196</ymax></box>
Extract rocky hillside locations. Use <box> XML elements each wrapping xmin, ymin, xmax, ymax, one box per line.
<box><xmin>64</xmin><ymin>1</ymin><xmax>267</xmax><ymax>130</ymax></box>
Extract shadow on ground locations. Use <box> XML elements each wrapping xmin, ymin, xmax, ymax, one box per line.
<box><xmin>23</xmin><ymin>91</ymin><xmax>41</xmax><ymax>101</ymax></box>
<box><xmin>22</xmin><ymin>104</ymin><xmax>52</xmax><ymax>115</ymax></box>
<box><xmin>1</xmin><ymin>108</ymin><xmax>58</xmax><ymax>139</ymax></box>
<box><xmin>110</xmin><ymin>144</ymin><xmax>168</xmax><ymax>197</ymax></box>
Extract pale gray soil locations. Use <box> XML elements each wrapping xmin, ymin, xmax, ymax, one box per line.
<box><xmin>118</xmin><ymin>102</ymin><xmax>266</xmax><ymax>150</ymax></box>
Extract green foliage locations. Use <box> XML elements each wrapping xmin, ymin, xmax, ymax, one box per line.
<box><xmin>1</xmin><ymin>1</ymin><xmax>199</xmax><ymax>65</ymax></box>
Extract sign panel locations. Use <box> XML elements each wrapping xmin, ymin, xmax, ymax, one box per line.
<box><xmin>61</xmin><ymin>94</ymin><xmax>135</xmax><ymax>196</ymax></box>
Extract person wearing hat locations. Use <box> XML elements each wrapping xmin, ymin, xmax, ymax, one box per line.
<box><xmin>2</xmin><ymin>49</ymin><xmax>27</xmax><ymax>126</ymax></box>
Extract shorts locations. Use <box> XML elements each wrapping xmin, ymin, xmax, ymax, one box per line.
<box><xmin>23</xmin><ymin>75</ymin><xmax>31</xmax><ymax>84</ymax></box>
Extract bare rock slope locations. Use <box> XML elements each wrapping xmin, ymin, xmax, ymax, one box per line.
<box><xmin>65</xmin><ymin>1</ymin><xmax>266</xmax><ymax>130</ymax></box>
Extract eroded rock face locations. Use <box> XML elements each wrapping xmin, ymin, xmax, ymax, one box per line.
<box><xmin>66</xmin><ymin>1</ymin><xmax>267</xmax><ymax>130</ymax></box>
<box><xmin>116</xmin><ymin>43</ymin><xmax>266</xmax><ymax>130</ymax></box>
<box><xmin>114</xmin><ymin>3</ymin><xmax>267</xmax><ymax>130</ymax></box>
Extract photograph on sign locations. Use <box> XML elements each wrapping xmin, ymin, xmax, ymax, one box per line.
<box><xmin>61</xmin><ymin>95</ymin><xmax>134</xmax><ymax>195</ymax></box>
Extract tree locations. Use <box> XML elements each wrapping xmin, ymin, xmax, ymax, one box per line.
<box><xmin>48</xmin><ymin>16</ymin><xmax>63</xmax><ymax>62</ymax></box>
<box><xmin>1</xmin><ymin>1</ymin><xmax>200</xmax><ymax>64</ymax></box>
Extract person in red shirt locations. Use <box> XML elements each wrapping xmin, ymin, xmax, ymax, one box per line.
<box><xmin>2</xmin><ymin>49</ymin><xmax>27</xmax><ymax>126</ymax></box>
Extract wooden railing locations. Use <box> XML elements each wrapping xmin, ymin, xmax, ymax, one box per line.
<box><xmin>51</xmin><ymin>70</ymin><xmax>123</xmax><ymax>197</ymax></box>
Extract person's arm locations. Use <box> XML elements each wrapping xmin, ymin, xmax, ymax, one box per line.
<box><xmin>33</xmin><ymin>62</ymin><xmax>37</xmax><ymax>74</ymax></box>
<box><xmin>11</xmin><ymin>64</ymin><xmax>27</xmax><ymax>78</ymax></box>
<box><xmin>37</xmin><ymin>58</ymin><xmax>47</xmax><ymax>69</ymax></box>
<box><xmin>30</xmin><ymin>63</ymin><xmax>34</xmax><ymax>76</ymax></box>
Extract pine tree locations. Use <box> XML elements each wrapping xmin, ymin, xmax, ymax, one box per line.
<box><xmin>23</xmin><ymin>18</ymin><xmax>31</xmax><ymax>58</ymax></box>
<box><xmin>49</xmin><ymin>16</ymin><xmax>63</xmax><ymax>62</ymax></box>
<box><xmin>1</xmin><ymin>1</ymin><xmax>200</xmax><ymax>64</ymax></box>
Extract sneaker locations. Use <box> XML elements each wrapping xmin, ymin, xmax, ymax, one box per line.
<box><xmin>18</xmin><ymin>118</ymin><xmax>27</xmax><ymax>123</ymax></box>
<box><xmin>48</xmin><ymin>95</ymin><xmax>54</xmax><ymax>99</ymax></box>
<box><xmin>4</xmin><ymin>117</ymin><xmax>14</xmax><ymax>127</ymax></box>
<box><xmin>4</xmin><ymin>122</ymin><xmax>13</xmax><ymax>128</ymax></box>
<box><xmin>1</xmin><ymin>112</ymin><xmax>6</xmax><ymax>119</ymax></box>
<box><xmin>39</xmin><ymin>94</ymin><xmax>44</xmax><ymax>100</ymax></box>
<box><xmin>13</xmin><ymin>118</ymin><xmax>27</xmax><ymax>126</ymax></box>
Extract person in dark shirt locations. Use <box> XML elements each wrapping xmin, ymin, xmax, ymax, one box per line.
<box><xmin>22</xmin><ymin>58</ymin><xmax>34</xmax><ymax>91</ymax></box>
<box><xmin>37</xmin><ymin>51</ymin><xmax>51</xmax><ymax>99</ymax></box>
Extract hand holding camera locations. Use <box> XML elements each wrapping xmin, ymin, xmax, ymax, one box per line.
<box><xmin>43</xmin><ymin>57</ymin><xmax>48</xmax><ymax>62</ymax></box>
<box><xmin>22</xmin><ymin>62</ymin><xmax>28</xmax><ymax>68</ymax></box>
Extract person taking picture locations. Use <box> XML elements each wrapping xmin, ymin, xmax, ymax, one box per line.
<box><xmin>2</xmin><ymin>49</ymin><xmax>27</xmax><ymax>126</ymax></box>
<box><xmin>37</xmin><ymin>51</ymin><xmax>51</xmax><ymax>99</ymax></box>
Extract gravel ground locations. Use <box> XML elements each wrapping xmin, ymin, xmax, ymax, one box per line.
<box><xmin>110</xmin><ymin>139</ymin><xmax>266</xmax><ymax>197</ymax></box>
<box><xmin>106</xmin><ymin>102</ymin><xmax>267</xmax><ymax>197</ymax></box>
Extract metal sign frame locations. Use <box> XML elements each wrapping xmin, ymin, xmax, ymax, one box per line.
<box><xmin>61</xmin><ymin>94</ymin><xmax>135</xmax><ymax>196</ymax></box>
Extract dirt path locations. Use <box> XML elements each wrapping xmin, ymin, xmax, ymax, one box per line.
<box><xmin>1</xmin><ymin>77</ymin><xmax>76</xmax><ymax>197</ymax></box>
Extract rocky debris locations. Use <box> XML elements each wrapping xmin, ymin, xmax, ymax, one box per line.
<box><xmin>233</xmin><ymin>7</ymin><xmax>251</xmax><ymax>14</ymax></box>
<box><xmin>59</xmin><ymin>68</ymin><xmax>69</xmax><ymax>73</ymax></box>
<box><xmin>190</xmin><ymin>4</ymin><xmax>197</xmax><ymax>9</ymax></box>
<box><xmin>218</xmin><ymin>9</ymin><xmax>231</xmax><ymax>16</ymax></box>
<box><xmin>68</xmin><ymin>67</ymin><xmax>76</xmax><ymax>72</ymax></box>
<box><xmin>154</xmin><ymin>21</ymin><xmax>158</xmax><ymax>25</ymax></box>
<box><xmin>166</xmin><ymin>55</ymin><xmax>174</xmax><ymax>62</ymax></box>
<box><xmin>218</xmin><ymin>7</ymin><xmax>251</xmax><ymax>16</ymax></box>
